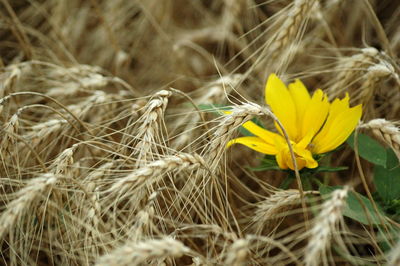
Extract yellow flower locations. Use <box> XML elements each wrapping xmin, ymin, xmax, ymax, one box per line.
<box><xmin>227</xmin><ymin>73</ymin><xmax>362</xmax><ymax>170</ymax></box>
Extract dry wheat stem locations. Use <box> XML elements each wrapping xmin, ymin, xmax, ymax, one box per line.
<box><xmin>265</xmin><ymin>107</ymin><xmax>310</xmax><ymax>228</ymax></box>
<box><xmin>304</xmin><ymin>187</ymin><xmax>348</xmax><ymax>266</ymax></box>
<box><xmin>1</xmin><ymin>1</ymin><xmax>398</xmax><ymax>265</ymax></box>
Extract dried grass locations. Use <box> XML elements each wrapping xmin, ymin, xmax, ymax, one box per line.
<box><xmin>1</xmin><ymin>0</ymin><xmax>399</xmax><ymax>265</ymax></box>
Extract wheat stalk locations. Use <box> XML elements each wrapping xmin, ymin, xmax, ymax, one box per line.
<box><xmin>0</xmin><ymin>1</ymin><xmax>396</xmax><ymax>265</ymax></box>
<box><xmin>62</xmin><ymin>90</ymin><xmax>111</xmax><ymax>120</ymax></box>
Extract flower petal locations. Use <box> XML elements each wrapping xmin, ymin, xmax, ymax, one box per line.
<box><xmin>312</xmin><ymin>95</ymin><xmax>362</xmax><ymax>154</ymax></box>
<box><xmin>242</xmin><ymin>120</ymin><xmax>281</xmax><ymax>145</ymax></box>
<box><xmin>276</xmin><ymin>148</ymin><xmax>289</xmax><ymax>169</ymax></box>
<box><xmin>275</xmin><ymin>140</ymin><xmax>318</xmax><ymax>170</ymax></box>
<box><xmin>300</xmin><ymin>89</ymin><xmax>330</xmax><ymax>140</ymax></box>
<box><xmin>265</xmin><ymin>74</ymin><xmax>298</xmax><ymax>140</ymax></box>
<box><xmin>288</xmin><ymin>79</ymin><xmax>311</xmax><ymax>134</ymax></box>
<box><xmin>274</xmin><ymin>141</ymin><xmax>318</xmax><ymax>170</ymax></box>
<box><xmin>294</xmin><ymin>145</ymin><xmax>318</xmax><ymax>169</ymax></box>
<box><xmin>227</xmin><ymin>136</ymin><xmax>278</xmax><ymax>155</ymax></box>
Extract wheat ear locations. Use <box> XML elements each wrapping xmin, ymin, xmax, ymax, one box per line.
<box><xmin>132</xmin><ymin>89</ymin><xmax>171</xmax><ymax>166</ymax></box>
<box><xmin>0</xmin><ymin>173</ymin><xmax>58</xmax><ymax>240</ymax></box>
<box><xmin>206</xmin><ymin>102</ymin><xmax>264</xmax><ymax>171</ymax></box>
<box><xmin>107</xmin><ymin>153</ymin><xmax>206</xmax><ymax>197</ymax></box>
<box><xmin>388</xmin><ymin>239</ymin><xmax>400</xmax><ymax>266</ymax></box>
<box><xmin>95</xmin><ymin>237</ymin><xmax>190</xmax><ymax>266</ymax></box>
<box><xmin>1</xmin><ymin>113</ymin><xmax>19</xmax><ymax>152</ymax></box>
<box><xmin>269</xmin><ymin>0</ymin><xmax>317</xmax><ymax>59</ymax></box>
<box><xmin>329</xmin><ymin>47</ymin><xmax>379</xmax><ymax>95</ymax></box>
<box><xmin>224</xmin><ymin>239</ymin><xmax>249</xmax><ymax>266</ymax></box>
<box><xmin>253</xmin><ymin>190</ymin><xmax>318</xmax><ymax>232</ymax></box>
<box><xmin>304</xmin><ymin>187</ymin><xmax>348</xmax><ymax>266</ymax></box>
<box><xmin>50</xmin><ymin>143</ymin><xmax>79</xmax><ymax>177</ymax></box>
<box><xmin>172</xmin><ymin>74</ymin><xmax>242</xmax><ymax>149</ymax></box>
<box><xmin>0</xmin><ymin>64</ymin><xmax>22</xmax><ymax>98</ymax></box>
<box><xmin>359</xmin><ymin>62</ymin><xmax>394</xmax><ymax>106</ymax></box>
<box><xmin>360</xmin><ymin>119</ymin><xmax>400</xmax><ymax>160</ymax></box>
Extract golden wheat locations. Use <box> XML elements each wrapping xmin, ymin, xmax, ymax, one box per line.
<box><xmin>0</xmin><ymin>0</ymin><xmax>399</xmax><ymax>265</ymax></box>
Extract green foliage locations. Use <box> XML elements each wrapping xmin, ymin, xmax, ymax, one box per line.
<box><xmin>198</xmin><ymin>103</ymin><xmax>231</xmax><ymax>115</ymax></box>
<box><xmin>320</xmin><ymin>185</ymin><xmax>387</xmax><ymax>225</ymax></box>
<box><xmin>247</xmin><ymin>155</ymin><xmax>280</xmax><ymax>171</ymax></box>
<box><xmin>347</xmin><ymin>132</ymin><xmax>387</xmax><ymax>167</ymax></box>
<box><xmin>372</xmin><ymin>148</ymin><xmax>400</xmax><ymax>222</ymax></box>
<box><xmin>374</xmin><ymin>148</ymin><xmax>400</xmax><ymax>203</ymax></box>
<box><xmin>302</xmin><ymin>165</ymin><xmax>348</xmax><ymax>174</ymax></box>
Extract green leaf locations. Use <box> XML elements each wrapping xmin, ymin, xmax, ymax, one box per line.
<box><xmin>347</xmin><ymin>132</ymin><xmax>387</xmax><ymax>167</ymax></box>
<box><xmin>247</xmin><ymin>164</ymin><xmax>281</xmax><ymax>171</ymax></box>
<box><xmin>374</xmin><ymin>148</ymin><xmax>400</xmax><ymax>202</ymax></box>
<box><xmin>314</xmin><ymin>166</ymin><xmax>348</xmax><ymax>173</ymax></box>
<box><xmin>198</xmin><ymin>103</ymin><xmax>231</xmax><ymax>116</ymax></box>
<box><xmin>279</xmin><ymin>175</ymin><xmax>295</xmax><ymax>189</ymax></box>
<box><xmin>247</xmin><ymin>157</ymin><xmax>280</xmax><ymax>171</ymax></box>
<box><xmin>319</xmin><ymin>185</ymin><xmax>387</xmax><ymax>225</ymax></box>
<box><xmin>377</xmin><ymin>225</ymin><xmax>400</xmax><ymax>252</ymax></box>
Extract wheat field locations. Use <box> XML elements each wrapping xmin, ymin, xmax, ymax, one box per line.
<box><xmin>1</xmin><ymin>0</ymin><xmax>400</xmax><ymax>265</ymax></box>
